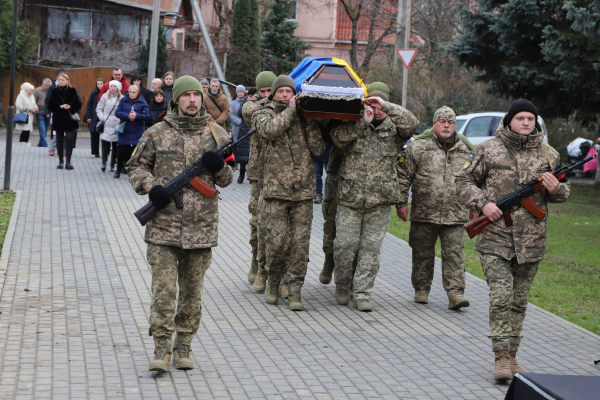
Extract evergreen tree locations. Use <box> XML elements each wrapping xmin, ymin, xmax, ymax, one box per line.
<box><xmin>139</xmin><ymin>21</ymin><xmax>169</xmax><ymax>78</ymax></box>
<box><xmin>228</xmin><ymin>0</ymin><xmax>261</xmax><ymax>86</ymax></box>
<box><xmin>261</xmin><ymin>0</ymin><xmax>311</xmax><ymax>75</ymax></box>
<box><xmin>0</xmin><ymin>0</ymin><xmax>37</xmax><ymax>74</ymax></box>
<box><xmin>446</xmin><ymin>0</ymin><xmax>600</xmax><ymax>126</ymax></box>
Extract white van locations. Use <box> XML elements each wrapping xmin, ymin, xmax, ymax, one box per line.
<box><xmin>455</xmin><ymin>112</ymin><xmax>548</xmax><ymax>146</ymax></box>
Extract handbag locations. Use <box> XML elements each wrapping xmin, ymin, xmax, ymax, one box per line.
<box><xmin>96</xmin><ymin>99</ymin><xmax>118</xmax><ymax>134</ymax></box>
<box><xmin>14</xmin><ymin>107</ymin><xmax>28</xmax><ymax>124</ymax></box>
<box><xmin>57</xmin><ymin>89</ymin><xmax>80</xmax><ymax>122</ymax></box>
<box><xmin>115</xmin><ymin>121</ymin><xmax>126</xmax><ymax>135</ymax></box>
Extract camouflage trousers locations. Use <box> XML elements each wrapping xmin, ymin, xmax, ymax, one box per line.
<box><xmin>248</xmin><ymin>181</ymin><xmax>260</xmax><ymax>256</ymax></box>
<box><xmin>263</xmin><ymin>198</ymin><xmax>313</xmax><ymax>292</ymax></box>
<box><xmin>147</xmin><ymin>243</ymin><xmax>212</xmax><ymax>348</ymax></box>
<box><xmin>321</xmin><ymin>174</ymin><xmax>338</xmax><ymax>255</ymax></box>
<box><xmin>408</xmin><ymin>221</ymin><xmax>466</xmax><ymax>299</ymax></box>
<box><xmin>480</xmin><ymin>253</ymin><xmax>539</xmax><ymax>352</ymax></box>
<box><xmin>333</xmin><ymin>204</ymin><xmax>391</xmax><ymax>301</ymax></box>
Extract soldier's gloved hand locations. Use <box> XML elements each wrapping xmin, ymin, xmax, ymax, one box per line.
<box><xmin>202</xmin><ymin>150</ymin><xmax>225</xmax><ymax>173</ymax></box>
<box><xmin>149</xmin><ymin>185</ymin><xmax>171</xmax><ymax>210</ymax></box>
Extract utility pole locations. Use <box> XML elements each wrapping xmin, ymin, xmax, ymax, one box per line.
<box><xmin>4</xmin><ymin>0</ymin><xmax>18</xmax><ymax>190</ymax></box>
<box><xmin>394</xmin><ymin>0</ymin><xmax>405</xmax><ymax>66</ymax></box>
<box><xmin>401</xmin><ymin>0</ymin><xmax>411</xmax><ymax>108</ymax></box>
<box><xmin>147</xmin><ymin>0</ymin><xmax>161</xmax><ymax>82</ymax></box>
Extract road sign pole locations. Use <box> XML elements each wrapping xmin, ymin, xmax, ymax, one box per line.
<box><xmin>4</xmin><ymin>0</ymin><xmax>18</xmax><ymax>191</ymax></box>
<box><xmin>401</xmin><ymin>0</ymin><xmax>412</xmax><ymax>108</ymax></box>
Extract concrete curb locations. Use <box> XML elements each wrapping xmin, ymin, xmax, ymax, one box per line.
<box><xmin>0</xmin><ymin>190</ymin><xmax>22</xmax><ymax>296</ymax></box>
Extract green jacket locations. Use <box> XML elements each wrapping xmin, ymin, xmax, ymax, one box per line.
<box><xmin>254</xmin><ymin>101</ymin><xmax>325</xmax><ymax>201</ymax></box>
<box><xmin>397</xmin><ymin>129</ymin><xmax>473</xmax><ymax>224</ymax></box>
<box><xmin>126</xmin><ymin>108</ymin><xmax>234</xmax><ymax>249</ymax></box>
<box><xmin>330</xmin><ymin>101</ymin><xmax>419</xmax><ymax>209</ymax></box>
<box><xmin>455</xmin><ymin>118</ymin><xmax>570</xmax><ymax>263</ymax></box>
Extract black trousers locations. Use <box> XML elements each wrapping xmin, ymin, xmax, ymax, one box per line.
<box><xmin>117</xmin><ymin>144</ymin><xmax>135</xmax><ymax>173</ymax></box>
<box><xmin>90</xmin><ymin>131</ymin><xmax>100</xmax><ymax>155</ymax></box>
<box><xmin>101</xmin><ymin>140</ymin><xmax>118</xmax><ymax>166</ymax></box>
<box><xmin>55</xmin><ymin>131</ymin><xmax>76</xmax><ymax>163</ymax></box>
<box><xmin>19</xmin><ymin>130</ymin><xmax>30</xmax><ymax>143</ymax></box>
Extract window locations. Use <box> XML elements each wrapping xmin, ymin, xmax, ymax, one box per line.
<box><xmin>463</xmin><ymin>117</ymin><xmax>494</xmax><ymax>137</ymax></box>
<box><xmin>92</xmin><ymin>13</ymin><xmax>115</xmax><ymax>42</ymax></box>
<box><xmin>48</xmin><ymin>8</ymin><xmax>91</xmax><ymax>40</ymax></box>
<box><xmin>48</xmin><ymin>8</ymin><xmax>140</xmax><ymax>44</ymax></box>
<box><xmin>285</xmin><ymin>0</ymin><xmax>298</xmax><ymax>21</ymax></box>
<box><xmin>116</xmin><ymin>15</ymin><xmax>140</xmax><ymax>43</ymax></box>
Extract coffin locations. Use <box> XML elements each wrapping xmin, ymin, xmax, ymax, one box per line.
<box><xmin>289</xmin><ymin>57</ymin><xmax>367</xmax><ymax>121</ymax></box>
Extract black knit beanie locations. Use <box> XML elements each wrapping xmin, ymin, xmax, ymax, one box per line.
<box><xmin>504</xmin><ymin>99</ymin><xmax>538</xmax><ymax>127</ymax></box>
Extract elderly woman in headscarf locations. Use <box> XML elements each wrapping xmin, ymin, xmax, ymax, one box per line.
<box><xmin>15</xmin><ymin>82</ymin><xmax>37</xmax><ymax>144</ymax></box>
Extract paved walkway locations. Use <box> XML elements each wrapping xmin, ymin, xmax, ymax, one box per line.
<box><xmin>0</xmin><ymin>143</ymin><xmax>598</xmax><ymax>400</ymax></box>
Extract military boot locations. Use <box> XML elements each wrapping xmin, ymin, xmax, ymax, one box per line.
<box><xmin>288</xmin><ymin>292</ymin><xmax>304</xmax><ymax>311</ymax></box>
<box><xmin>265</xmin><ymin>280</ymin><xmax>280</xmax><ymax>305</ymax></box>
<box><xmin>319</xmin><ymin>253</ymin><xmax>335</xmax><ymax>285</ymax></box>
<box><xmin>494</xmin><ymin>350</ymin><xmax>512</xmax><ymax>381</ymax></box>
<box><xmin>353</xmin><ymin>299</ymin><xmax>373</xmax><ymax>312</ymax></box>
<box><xmin>335</xmin><ymin>286</ymin><xmax>351</xmax><ymax>305</ymax></box>
<box><xmin>414</xmin><ymin>290</ymin><xmax>429</xmax><ymax>304</ymax></box>
<box><xmin>509</xmin><ymin>351</ymin><xmax>525</xmax><ymax>375</ymax></box>
<box><xmin>149</xmin><ymin>347</ymin><xmax>172</xmax><ymax>372</ymax></box>
<box><xmin>279</xmin><ymin>282</ymin><xmax>289</xmax><ymax>299</ymax></box>
<box><xmin>172</xmin><ymin>344</ymin><xmax>194</xmax><ymax>370</ymax></box>
<box><xmin>247</xmin><ymin>257</ymin><xmax>258</xmax><ymax>283</ymax></box>
<box><xmin>448</xmin><ymin>294</ymin><xmax>470</xmax><ymax>309</ymax></box>
<box><xmin>253</xmin><ymin>270</ymin><xmax>267</xmax><ymax>293</ymax></box>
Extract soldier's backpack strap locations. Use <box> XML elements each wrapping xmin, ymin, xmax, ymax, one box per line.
<box><xmin>207</xmin><ymin>121</ymin><xmax>225</xmax><ymax>147</ymax></box>
<box><xmin>541</xmin><ymin>143</ymin><xmax>554</xmax><ymax>167</ymax></box>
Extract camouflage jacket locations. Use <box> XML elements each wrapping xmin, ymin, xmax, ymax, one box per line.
<box><xmin>398</xmin><ymin>129</ymin><xmax>474</xmax><ymax>224</ymax></box>
<box><xmin>455</xmin><ymin>119</ymin><xmax>570</xmax><ymax>263</ymax></box>
<box><xmin>126</xmin><ymin>108</ymin><xmax>234</xmax><ymax>249</ymax></box>
<box><xmin>243</xmin><ymin>96</ymin><xmax>269</xmax><ymax>184</ymax></box>
<box><xmin>254</xmin><ymin>101</ymin><xmax>325</xmax><ymax>201</ymax></box>
<box><xmin>330</xmin><ymin>101</ymin><xmax>419</xmax><ymax>209</ymax></box>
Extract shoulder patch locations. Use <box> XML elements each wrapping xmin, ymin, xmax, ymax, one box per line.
<box><xmin>398</xmin><ymin>151</ymin><xmax>407</xmax><ymax>164</ymax></box>
<box><xmin>259</xmin><ymin>114</ymin><xmax>268</xmax><ymax>122</ymax></box>
<box><xmin>463</xmin><ymin>152</ymin><xmax>474</xmax><ymax>169</ymax></box>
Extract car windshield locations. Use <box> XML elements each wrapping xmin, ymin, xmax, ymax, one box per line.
<box><xmin>455</xmin><ymin>119</ymin><xmax>466</xmax><ymax>132</ymax></box>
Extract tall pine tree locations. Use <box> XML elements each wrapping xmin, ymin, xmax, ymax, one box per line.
<box><xmin>446</xmin><ymin>0</ymin><xmax>600</xmax><ymax>126</ymax></box>
<box><xmin>139</xmin><ymin>21</ymin><xmax>169</xmax><ymax>78</ymax></box>
<box><xmin>261</xmin><ymin>0</ymin><xmax>311</xmax><ymax>75</ymax></box>
<box><xmin>228</xmin><ymin>0</ymin><xmax>261</xmax><ymax>86</ymax></box>
<box><xmin>0</xmin><ymin>0</ymin><xmax>37</xmax><ymax>73</ymax></box>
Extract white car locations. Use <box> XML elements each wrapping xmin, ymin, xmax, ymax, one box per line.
<box><xmin>455</xmin><ymin>112</ymin><xmax>548</xmax><ymax>146</ymax></box>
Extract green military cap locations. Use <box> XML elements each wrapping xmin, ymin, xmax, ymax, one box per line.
<box><xmin>367</xmin><ymin>82</ymin><xmax>390</xmax><ymax>97</ymax></box>
<box><xmin>433</xmin><ymin>106</ymin><xmax>456</xmax><ymax>123</ymax></box>
<box><xmin>256</xmin><ymin>71</ymin><xmax>277</xmax><ymax>90</ymax></box>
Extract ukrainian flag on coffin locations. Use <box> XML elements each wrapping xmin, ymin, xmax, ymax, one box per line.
<box><xmin>290</xmin><ymin>57</ymin><xmax>367</xmax><ymax>120</ymax></box>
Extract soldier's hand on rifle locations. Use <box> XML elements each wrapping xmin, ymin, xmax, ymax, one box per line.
<box><xmin>469</xmin><ymin>212</ymin><xmax>480</xmax><ymax>221</ymax></box>
<box><xmin>149</xmin><ymin>185</ymin><xmax>171</xmax><ymax>210</ymax></box>
<box><xmin>541</xmin><ymin>172</ymin><xmax>560</xmax><ymax>194</ymax></box>
<box><xmin>363</xmin><ymin>105</ymin><xmax>374</xmax><ymax>123</ymax></box>
<box><xmin>365</xmin><ymin>96</ymin><xmax>385</xmax><ymax>108</ymax></box>
<box><xmin>396</xmin><ymin>206</ymin><xmax>409</xmax><ymax>222</ymax></box>
<box><xmin>202</xmin><ymin>150</ymin><xmax>225</xmax><ymax>173</ymax></box>
<box><xmin>482</xmin><ymin>202</ymin><xmax>503</xmax><ymax>221</ymax></box>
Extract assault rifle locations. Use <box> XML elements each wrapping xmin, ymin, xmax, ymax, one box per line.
<box><xmin>464</xmin><ymin>154</ymin><xmax>597</xmax><ymax>239</ymax></box>
<box><xmin>133</xmin><ymin>126</ymin><xmax>259</xmax><ymax>226</ymax></box>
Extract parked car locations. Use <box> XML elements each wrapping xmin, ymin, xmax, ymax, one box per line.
<box><xmin>455</xmin><ymin>111</ymin><xmax>548</xmax><ymax>146</ymax></box>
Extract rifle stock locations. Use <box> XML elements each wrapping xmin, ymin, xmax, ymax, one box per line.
<box><xmin>464</xmin><ymin>215</ymin><xmax>490</xmax><ymax>239</ymax></box>
<box><xmin>133</xmin><ymin>201</ymin><xmax>157</xmax><ymax>226</ymax></box>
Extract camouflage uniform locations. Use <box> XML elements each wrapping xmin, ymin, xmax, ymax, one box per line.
<box><xmin>126</xmin><ymin>109</ymin><xmax>234</xmax><ymax>347</ymax></box>
<box><xmin>397</xmin><ymin>129</ymin><xmax>474</xmax><ymax>299</ymax></box>
<box><xmin>455</xmin><ymin>118</ymin><xmax>570</xmax><ymax>351</ymax></box>
<box><xmin>254</xmin><ymin>101</ymin><xmax>325</xmax><ymax>293</ymax></box>
<box><xmin>331</xmin><ymin>101</ymin><xmax>418</xmax><ymax>301</ymax></box>
<box><xmin>322</xmin><ymin>149</ymin><xmax>344</xmax><ymax>255</ymax></box>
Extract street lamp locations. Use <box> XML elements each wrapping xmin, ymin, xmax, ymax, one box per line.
<box><xmin>4</xmin><ymin>0</ymin><xmax>18</xmax><ymax>190</ymax></box>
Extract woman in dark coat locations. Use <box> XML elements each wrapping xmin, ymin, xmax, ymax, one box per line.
<box><xmin>84</xmin><ymin>78</ymin><xmax>104</xmax><ymax>157</ymax></box>
<box><xmin>162</xmin><ymin>71</ymin><xmax>175</xmax><ymax>105</ymax></box>
<box><xmin>114</xmin><ymin>84</ymin><xmax>150</xmax><ymax>178</ymax></box>
<box><xmin>234</xmin><ymin>104</ymin><xmax>250</xmax><ymax>183</ymax></box>
<box><xmin>147</xmin><ymin>89</ymin><xmax>168</xmax><ymax>128</ymax></box>
<box><xmin>47</xmin><ymin>73</ymin><xmax>83</xmax><ymax>170</ymax></box>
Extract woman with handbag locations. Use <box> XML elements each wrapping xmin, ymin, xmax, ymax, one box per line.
<box><xmin>84</xmin><ymin>78</ymin><xmax>105</xmax><ymax>158</ymax></box>
<box><xmin>96</xmin><ymin>80</ymin><xmax>122</xmax><ymax>172</ymax></box>
<box><xmin>114</xmin><ymin>84</ymin><xmax>150</xmax><ymax>178</ymax></box>
<box><xmin>15</xmin><ymin>82</ymin><xmax>37</xmax><ymax>144</ymax></box>
<box><xmin>47</xmin><ymin>73</ymin><xmax>82</xmax><ymax>170</ymax></box>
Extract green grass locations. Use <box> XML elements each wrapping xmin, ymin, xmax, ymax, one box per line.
<box><xmin>388</xmin><ymin>183</ymin><xmax>600</xmax><ymax>335</ymax></box>
<box><xmin>0</xmin><ymin>191</ymin><xmax>16</xmax><ymax>257</ymax></box>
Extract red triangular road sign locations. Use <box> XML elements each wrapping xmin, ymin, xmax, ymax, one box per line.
<box><xmin>397</xmin><ymin>49</ymin><xmax>418</xmax><ymax>68</ymax></box>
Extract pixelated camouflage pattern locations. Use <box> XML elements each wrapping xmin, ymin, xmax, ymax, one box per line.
<box><xmin>433</xmin><ymin>106</ymin><xmax>456</xmax><ymax>122</ymax></box>
<box><xmin>263</xmin><ymin>199</ymin><xmax>313</xmax><ymax>293</ymax></box>
<box><xmin>455</xmin><ymin>118</ymin><xmax>570</xmax><ymax>263</ymax></box>
<box><xmin>397</xmin><ymin>130</ymin><xmax>473</xmax><ymax>224</ymax></box>
<box><xmin>333</xmin><ymin>204</ymin><xmax>391</xmax><ymax>301</ymax></box>
<box><xmin>243</xmin><ymin>95</ymin><xmax>270</xmax><ymax>183</ymax></box>
<box><xmin>321</xmin><ymin>148</ymin><xmax>344</xmax><ymax>253</ymax></box>
<box><xmin>147</xmin><ymin>243</ymin><xmax>212</xmax><ymax>344</ymax></box>
<box><xmin>248</xmin><ymin>181</ymin><xmax>260</xmax><ymax>254</ymax></box>
<box><xmin>253</xmin><ymin>101</ymin><xmax>325</xmax><ymax>201</ymax></box>
<box><xmin>126</xmin><ymin>111</ymin><xmax>234</xmax><ymax>249</ymax></box>
<box><xmin>330</xmin><ymin>101</ymin><xmax>418</xmax><ymax>209</ymax></box>
<box><xmin>408</xmin><ymin>221</ymin><xmax>465</xmax><ymax>299</ymax></box>
<box><xmin>480</xmin><ymin>253</ymin><xmax>539</xmax><ymax>352</ymax></box>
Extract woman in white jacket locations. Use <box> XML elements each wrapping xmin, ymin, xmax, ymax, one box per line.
<box><xmin>96</xmin><ymin>80</ymin><xmax>122</xmax><ymax>172</ymax></box>
<box><xmin>15</xmin><ymin>82</ymin><xmax>37</xmax><ymax>144</ymax></box>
